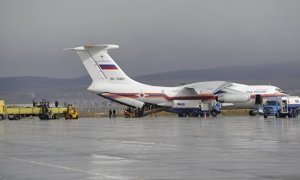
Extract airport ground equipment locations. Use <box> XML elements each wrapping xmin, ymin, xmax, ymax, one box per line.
<box><xmin>124</xmin><ymin>107</ymin><xmax>144</xmax><ymax>118</ymax></box>
<box><xmin>171</xmin><ymin>100</ymin><xmax>222</xmax><ymax>117</ymax></box>
<box><xmin>0</xmin><ymin>100</ymin><xmax>71</xmax><ymax>120</ymax></box>
<box><xmin>0</xmin><ymin>100</ymin><xmax>6</xmax><ymax>120</ymax></box>
<box><xmin>248</xmin><ymin>94</ymin><xmax>264</xmax><ymax>116</ymax></box>
<box><xmin>249</xmin><ymin>106</ymin><xmax>264</xmax><ymax>116</ymax></box>
<box><xmin>263</xmin><ymin>96</ymin><xmax>300</xmax><ymax>118</ymax></box>
<box><xmin>38</xmin><ymin>101</ymin><xmax>60</xmax><ymax>120</ymax></box>
<box><xmin>64</xmin><ymin>105</ymin><xmax>79</xmax><ymax>119</ymax></box>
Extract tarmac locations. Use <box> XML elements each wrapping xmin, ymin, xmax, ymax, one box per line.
<box><xmin>0</xmin><ymin>116</ymin><xmax>300</xmax><ymax>180</ymax></box>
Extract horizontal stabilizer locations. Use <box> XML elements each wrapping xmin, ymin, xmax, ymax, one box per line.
<box><xmin>65</xmin><ymin>44</ymin><xmax>119</xmax><ymax>51</ymax></box>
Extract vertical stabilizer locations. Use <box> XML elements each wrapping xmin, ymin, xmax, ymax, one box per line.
<box><xmin>67</xmin><ymin>44</ymin><xmax>135</xmax><ymax>84</ymax></box>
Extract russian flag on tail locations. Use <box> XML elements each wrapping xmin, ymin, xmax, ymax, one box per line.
<box><xmin>99</xmin><ymin>64</ymin><xmax>118</xmax><ymax>70</ymax></box>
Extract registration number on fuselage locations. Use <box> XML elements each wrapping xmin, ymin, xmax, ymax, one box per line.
<box><xmin>110</xmin><ymin>77</ymin><xmax>125</xmax><ymax>80</ymax></box>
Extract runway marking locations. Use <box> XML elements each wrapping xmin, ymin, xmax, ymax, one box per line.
<box><xmin>104</xmin><ymin>139</ymin><xmax>178</xmax><ymax>147</ymax></box>
<box><xmin>91</xmin><ymin>154</ymin><xmax>135</xmax><ymax>164</ymax></box>
<box><xmin>0</xmin><ymin>155</ymin><xmax>134</xmax><ymax>180</ymax></box>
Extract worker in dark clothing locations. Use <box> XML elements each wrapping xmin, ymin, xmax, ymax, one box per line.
<box><xmin>112</xmin><ymin>109</ymin><xmax>116</xmax><ymax>118</ymax></box>
<box><xmin>55</xmin><ymin>101</ymin><xmax>59</xmax><ymax>108</ymax></box>
<box><xmin>32</xmin><ymin>99</ymin><xmax>36</xmax><ymax>107</ymax></box>
<box><xmin>109</xmin><ymin>109</ymin><xmax>112</xmax><ymax>118</ymax></box>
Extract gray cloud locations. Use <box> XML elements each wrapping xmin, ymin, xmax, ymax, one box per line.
<box><xmin>0</xmin><ymin>0</ymin><xmax>300</xmax><ymax>78</ymax></box>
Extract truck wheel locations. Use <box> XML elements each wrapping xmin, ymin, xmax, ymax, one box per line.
<box><xmin>264</xmin><ymin>115</ymin><xmax>267</xmax><ymax>118</ymax></box>
<box><xmin>294</xmin><ymin>111</ymin><xmax>298</xmax><ymax>117</ymax></box>
<box><xmin>8</xmin><ymin>115</ymin><xmax>14</xmax><ymax>120</ymax></box>
<box><xmin>211</xmin><ymin>110</ymin><xmax>218</xmax><ymax>117</ymax></box>
<box><xmin>200</xmin><ymin>112</ymin><xmax>204</xmax><ymax>117</ymax></box>
<box><xmin>288</xmin><ymin>110</ymin><xmax>292</xmax><ymax>118</ymax></box>
<box><xmin>275</xmin><ymin>113</ymin><xmax>279</xmax><ymax>118</ymax></box>
<box><xmin>249</xmin><ymin>110</ymin><xmax>254</xmax><ymax>116</ymax></box>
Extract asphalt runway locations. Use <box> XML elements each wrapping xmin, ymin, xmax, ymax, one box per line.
<box><xmin>0</xmin><ymin>116</ymin><xmax>300</xmax><ymax>180</ymax></box>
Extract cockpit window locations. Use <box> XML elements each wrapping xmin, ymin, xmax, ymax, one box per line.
<box><xmin>275</xmin><ymin>88</ymin><xmax>282</xmax><ymax>92</ymax></box>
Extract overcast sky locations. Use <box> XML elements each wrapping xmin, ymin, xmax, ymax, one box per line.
<box><xmin>0</xmin><ymin>0</ymin><xmax>300</xmax><ymax>78</ymax></box>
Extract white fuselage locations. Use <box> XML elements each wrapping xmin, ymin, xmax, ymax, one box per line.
<box><xmin>88</xmin><ymin>81</ymin><xmax>217</xmax><ymax>108</ymax></box>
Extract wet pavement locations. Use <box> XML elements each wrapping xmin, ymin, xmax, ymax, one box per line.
<box><xmin>0</xmin><ymin>116</ymin><xmax>300</xmax><ymax>180</ymax></box>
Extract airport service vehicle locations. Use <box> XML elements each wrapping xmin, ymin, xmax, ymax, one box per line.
<box><xmin>172</xmin><ymin>101</ymin><xmax>221</xmax><ymax>117</ymax></box>
<box><xmin>0</xmin><ymin>100</ymin><xmax>5</xmax><ymax>120</ymax></box>
<box><xmin>64</xmin><ymin>105</ymin><xmax>79</xmax><ymax>119</ymax></box>
<box><xmin>67</xmin><ymin>44</ymin><xmax>286</xmax><ymax>117</ymax></box>
<box><xmin>263</xmin><ymin>96</ymin><xmax>300</xmax><ymax>118</ymax></box>
<box><xmin>0</xmin><ymin>100</ymin><xmax>74</xmax><ymax>120</ymax></box>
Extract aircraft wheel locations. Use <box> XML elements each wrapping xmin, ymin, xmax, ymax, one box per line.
<box><xmin>178</xmin><ymin>113</ymin><xmax>187</xmax><ymax>117</ymax></box>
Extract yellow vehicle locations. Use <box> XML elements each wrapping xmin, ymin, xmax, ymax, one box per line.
<box><xmin>6</xmin><ymin>106</ymin><xmax>41</xmax><ymax>120</ymax></box>
<box><xmin>0</xmin><ymin>100</ymin><xmax>78</xmax><ymax>120</ymax></box>
<box><xmin>0</xmin><ymin>100</ymin><xmax>5</xmax><ymax>120</ymax></box>
<box><xmin>65</xmin><ymin>105</ymin><xmax>79</xmax><ymax>119</ymax></box>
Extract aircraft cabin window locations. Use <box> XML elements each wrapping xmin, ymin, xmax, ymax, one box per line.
<box><xmin>275</xmin><ymin>88</ymin><xmax>282</xmax><ymax>92</ymax></box>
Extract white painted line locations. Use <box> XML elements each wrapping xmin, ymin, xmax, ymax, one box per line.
<box><xmin>1</xmin><ymin>155</ymin><xmax>134</xmax><ymax>180</ymax></box>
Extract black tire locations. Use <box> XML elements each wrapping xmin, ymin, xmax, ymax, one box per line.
<box><xmin>15</xmin><ymin>114</ymin><xmax>20</xmax><ymax>120</ymax></box>
<box><xmin>200</xmin><ymin>112</ymin><xmax>204</xmax><ymax>117</ymax></box>
<box><xmin>8</xmin><ymin>114</ymin><xmax>14</xmax><ymax>120</ymax></box>
<box><xmin>211</xmin><ymin>110</ymin><xmax>218</xmax><ymax>117</ymax></box>
<box><xmin>264</xmin><ymin>115</ymin><xmax>267</xmax><ymax>118</ymax></box>
<box><xmin>294</xmin><ymin>111</ymin><xmax>298</xmax><ymax>117</ymax></box>
<box><xmin>249</xmin><ymin>110</ymin><xmax>254</xmax><ymax>116</ymax></box>
<box><xmin>275</xmin><ymin>113</ymin><xmax>279</xmax><ymax>118</ymax></box>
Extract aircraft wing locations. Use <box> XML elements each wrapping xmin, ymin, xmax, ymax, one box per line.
<box><xmin>175</xmin><ymin>81</ymin><xmax>232</xmax><ymax>96</ymax></box>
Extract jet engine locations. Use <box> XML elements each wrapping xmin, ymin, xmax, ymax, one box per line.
<box><xmin>216</xmin><ymin>94</ymin><xmax>250</xmax><ymax>103</ymax></box>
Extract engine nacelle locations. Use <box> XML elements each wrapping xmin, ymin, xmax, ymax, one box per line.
<box><xmin>216</xmin><ymin>94</ymin><xmax>250</xmax><ymax>103</ymax></box>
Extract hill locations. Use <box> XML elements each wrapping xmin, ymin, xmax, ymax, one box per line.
<box><xmin>134</xmin><ymin>61</ymin><xmax>300</xmax><ymax>90</ymax></box>
<box><xmin>0</xmin><ymin>61</ymin><xmax>299</xmax><ymax>104</ymax></box>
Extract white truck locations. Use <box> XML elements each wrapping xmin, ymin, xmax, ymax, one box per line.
<box><xmin>263</xmin><ymin>96</ymin><xmax>300</xmax><ymax>118</ymax></box>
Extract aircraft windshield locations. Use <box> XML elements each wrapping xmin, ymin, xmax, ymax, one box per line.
<box><xmin>275</xmin><ymin>88</ymin><xmax>282</xmax><ymax>93</ymax></box>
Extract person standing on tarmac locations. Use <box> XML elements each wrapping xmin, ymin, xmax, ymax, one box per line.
<box><xmin>109</xmin><ymin>109</ymin><xmax>112</xmax><ymax>118</ymax></box>
<box><xmin>113</xmin><ymin>109</ymin><xmax>116</xmax><ymax>118</ymax></box>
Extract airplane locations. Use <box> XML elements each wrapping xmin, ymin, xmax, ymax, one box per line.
<box><xmin>67</xmin><ymin>44</ymin><xmax>287</xmax><ymax>117</ymax></box>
